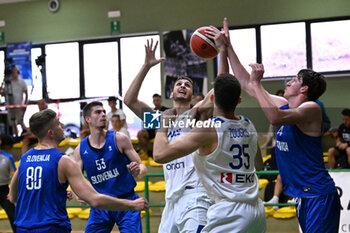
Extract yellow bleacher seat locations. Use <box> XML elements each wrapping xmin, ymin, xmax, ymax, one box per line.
<box><xmin>15</xmin><ymin>160</ymin><xmax>20</xmax><ymax>169</ymax></box>
<box><xmin>67</xmin><ymin>208</ymin><xmax>83</xmax><ymax>219</ymax></box>
<box><xmin>324</xmin><ymin>157</ymin><xmax>328</xmax><ymax>163</ymax></box>
<box><xmin>77</xmin><ymin>208</ymin><xmax>90</xmax><ymax>219</ymax></box>
<box><xmin>262</xmin><ymin>154</ymin><xmax>271</xmax><ymax>164</ymax></box>
<box><xmin>13</xmin><ymin>142</ymin><xmax>22</xmax><ymax>148</ymax></box>
<box><xmin>264</xmin><ymin>206</ymin><xmax>274</xmax><ymax>217</ymax></box>
<box><xmin>131</xmin><ymin>138</ymin><xmax>139</xmax><ymax>144</ymax></box>
<box><xmin>149</xmin><ymin>158</ymin><xmax>162</xmax><ymax>167</ymax></box>
<box><xmin>140</xmin><ymin>209</ymin><xmax>152</xmax><ymax>218</ymax></box>
<box><xmin>149</xmin><ymin>181</ymin><xmax>166</xmax><ymax>192</ymax></box>
<box><xmin>0</xmin><ymin>209</ymin><xmax>8</xmax><ymax>219</ymax></box>
<box><xmin>67</xmin><ymin>137</ymin><xmax>81</xmax><ymax>146</ymax></box>
<box><xmin>258</xmin><ymin>179</ymin><xmax>269</xmax><ymax>190</ymax></box>
<box><xmin>59</xmin><ymin>139</ymin><xmax>69</xmax><ymax>147</ymax></box>
<box><xmin>149</xmin><ymin>138</ymin><xmax>154</xmax><ymax>143</ymax></box>
<box><xmin>134</xmin><ymin>181</ymin><xmax>152</xmax><ymax>192</ymax></box>
<box><xmin>273</xmin><ymin>206</ymin><xmax>296</xmax><ymax>219</ymax></box>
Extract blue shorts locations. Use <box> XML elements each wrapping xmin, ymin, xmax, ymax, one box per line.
<box><xmin>16</xmin><ymin>224</ymin><xmax>70</xmax><ymax>233</ymax></box>
<box><xmin>296</xmin><ymin>191</ymin><xmax>340</xmax><ymax>233</ymax></box>
<box><xmin>85</xmin><ymin>192</ymin><xmax>142</xmax><ymax>233</ymax></box>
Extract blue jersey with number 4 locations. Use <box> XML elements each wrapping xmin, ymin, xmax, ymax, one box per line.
<box><xmin>80</xmin><ymin>130</ymin><xmax>136</xmax><ymax>197</ymax></box>
<box><xmin>275</xmin><ymin>105</ymin><xmax>336</xmax><ymax>197</ymax></box>
<box><xmin>15</xmin><ymin>148</ymin><xmax>71</xmax><ymax>230</ymax></box>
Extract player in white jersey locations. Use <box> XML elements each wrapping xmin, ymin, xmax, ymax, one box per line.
<box><xmin>154</xmin><ymin>73</ymin><xmax>265</xmax><ymax>233</ymax></box>
<box><xmin>124</xmin><ymin>39</ymin><xmax>225</xmax><ymax>232</ymax></box>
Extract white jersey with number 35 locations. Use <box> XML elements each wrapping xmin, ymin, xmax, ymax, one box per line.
<box><xmin>193</xmin><ymin>116</ymin><xmax>259</xmax><ymax>203</ymax></box>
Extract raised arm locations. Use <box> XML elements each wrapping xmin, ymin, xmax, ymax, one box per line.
<box><xmin>249</xmin><ymin>63</ymin><xmax>322</xmax><ymax>136</ymax></box>
<box><xmin>59</xmin><ymin>155</ymin><xmax>148</xmax><ymax>211</ymax></box>
<box><xmin>192</xmin><ymin>22</ymin><xmax>229</xmax><ymax>121</ymax></box>
<box><xmin>153</xmin><ymin>112</ymin><xmax>217</xmax><ymax>163</ymax></box>
<box><xmin>115</xmin><ymin>132</ymin><xmax>147</xmax><ymax>178</ymax></box>
<box><xmin>124</xmin><ymin>39</ymin><xmax>166</xmax><ymax>119</ymax></box>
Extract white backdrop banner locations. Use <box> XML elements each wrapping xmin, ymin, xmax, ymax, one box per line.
<box><xmin>330</xmin><ymin>171</ymin><xmax>350</xmax><ymax>233</ymax></box>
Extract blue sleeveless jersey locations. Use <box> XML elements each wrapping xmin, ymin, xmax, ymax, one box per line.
<box><xmin>275</xmin><ymin>105</ymin><xmax>336</xmax><ymax>197</ymax></box>
<box><xmin>15</xmin><ymin>148</ymin><xmax>71</xmax><ymax>230</ymax></box>
<box><xmin>80</xmin><ymin>130</ymin><xmax>136</xmax><ymax>197</ymax></box>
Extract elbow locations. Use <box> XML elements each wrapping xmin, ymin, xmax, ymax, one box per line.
<box><xmin>123</xmin><ymin>98</ymin><xmax>131</xmax><ymax>107</ymax></box>
<box><xmin>153</xmin><ymin>153</ymin><xmax>167</xmax><ymax>164</ymax></box>
<box><xmin>87</xmin><ymin>196</ymin><xmax>101</xmax><ymax>208</ymax></box>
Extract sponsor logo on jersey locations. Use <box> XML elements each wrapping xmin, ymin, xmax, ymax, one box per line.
<box><xmin>165</xmin><ymin>161</ymin><xmax>185</xmax><ymax>170</ymax></box>
<box><xmin>220</xmin><ymin>173</ymin><xmax>232</xmax><ymax>183</ymax></box>
<box><xmin>220</xmin><ymin>172</ymin><xmax>255</xmax><ymax>184</ymax></box>
<box><xmin>83</xmin><ymin>150</ymin><xmax>88</xmax><ymax>155</ymax></box>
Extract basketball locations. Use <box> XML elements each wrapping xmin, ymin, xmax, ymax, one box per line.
<box><xmin>190</xmin><ymin>26</ymin><xmax>218</xmax><ymax>59</ymax></box>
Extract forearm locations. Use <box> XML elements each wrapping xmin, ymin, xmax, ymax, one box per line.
<box><xmin>195</xmin><ymin>89</ymin><xmax>214</xmax><ymax>121</ymax></box>
<box><xmin>226</xmin><ymin>45</ymin><xmax>254</xmax><ymax>95</ymax></box>
<box><xmin>153</xmin><ymin>130</ymin><xmax>171</xmax><ymax>163</ymax></box>
<box><xmin>137</xmin><ymin>163</ymin><xmax>147</xmax><ymax>178</ymax></box>
<box><xmin>218</xmin><ymin>46</ymin><xmax>229</xmax><ymax>75</ymax></box>
<box><xmin>8</xmin><ymin>171</ymin><xmax>18</xmax><ymax>203</ymax></box>
<box><xmin>90</xmin><ymin>193</ymin><xmax>133</xmax><ymax>211</ymax></box>
<box><xmin>124</xmin><ymin>64</ymin><xmax>151</xmax><ymax>107</ymax></box>
<box><xmin>252</xmin><ymin>83</ymin><xmax>282</xmax><ymax>125</ymax></box>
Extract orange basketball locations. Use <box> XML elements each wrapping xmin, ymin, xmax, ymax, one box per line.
<box><xmin>190</xmin><ymin>26</ymin><xmax>218</xmax><ymax>59</ymax></box>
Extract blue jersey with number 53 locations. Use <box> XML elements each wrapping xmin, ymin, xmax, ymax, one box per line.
<box><xmin>80</xmin><ymin>130</ymin><xmax>136</xmax><ymax>197</ymax></box>
<box><xmin>15</xmin><ymin>148</ymin><xmax>71</xmax><ymax>230</ymax></box>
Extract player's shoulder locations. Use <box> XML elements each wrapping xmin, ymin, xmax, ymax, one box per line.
<box><xmin>1</xmin><ymin>150</ymin><xmax>14</xmax><ymax>159</ymax></box>
<box><xmin>298</xmin><ymin>101</ymin><xmax>321</xmax><ymax>112</ymax></box>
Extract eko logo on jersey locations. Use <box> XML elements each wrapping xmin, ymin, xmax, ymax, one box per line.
<box><xmin>220</xmin><ymin>173</ymin><xmax>233</xmax><ymax>184</ymax></box>
<box><xmin>143</xmin><ymin>111</ymin><xmax>162</xmax><ymax>129</ymax></box>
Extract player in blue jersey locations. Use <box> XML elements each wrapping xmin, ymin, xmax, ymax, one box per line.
<box><xmin>8</xmin><ymin>109</ymin><xmax>148</xmax><ymax>233</ymax></box>
<box><xmin>74</xmin><ymin>101</ymin><xmax>147</xmax><ymax>233</ymax></box>
<box><xmin>207</xmin><ymin>18</ymin><xmax>340</xmax><ymax>233</ymax></box>
<box><xmin>0</xmin><ymin>136</ymin><xmax>16</xmax><ymax>232</ymax></box>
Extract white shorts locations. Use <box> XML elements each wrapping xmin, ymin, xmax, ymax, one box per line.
<box><xmin>158</xmin><ymin>186</ymin><xmax>212</xmax><ymax>233</ymax></box>
<box><xmin>202</xmin><ymin>198</ymin><xmax>266</xmax><ymax>233</ymax></box>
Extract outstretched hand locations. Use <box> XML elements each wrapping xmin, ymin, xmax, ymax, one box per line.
<box><xmin>205</xmin><ymin>17</ymin><xmax>231</xmax><ymax>50</ymax></box>
<box><xmin>249</xmin><ymin>63</ymin><xmax>265</xmax><ymax>84</ymax></box>
<box><xmin>144</xmin><ymin>39</ymin><xmax>166</xmax><ymax>67</ymax></box>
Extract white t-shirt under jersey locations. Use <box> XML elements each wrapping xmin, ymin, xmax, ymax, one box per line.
<box><xmin>193</xmin><ymin>116</ymin><xmax>260</xmax><ymax>204</ymax></box>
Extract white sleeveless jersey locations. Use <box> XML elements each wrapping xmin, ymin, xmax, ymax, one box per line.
<box><xmin>164</xmin><ymin>110</ymin><xmax>204</xmax><ymax>200</ymax></box>
<box><xmin>193</xmin><ymin>116</ymin><xmax>259</xmax><ymax>203</ymax></box>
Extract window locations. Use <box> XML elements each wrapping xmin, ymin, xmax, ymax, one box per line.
<box><xmin>29</xmin><ymin>48</ymin><xmax>43</xmax><ymax>101</ymax></box>
<box><xmin>229</xmin><ymin>28</ymin><xmax>257</xmax><ymax>73</ymax></box>
<box><xmin>261</xmin><ymin>22</ymin><xmax>307</xmax><ymax>77</ymax></box>
<box><xmin>45</xmin><ymin>42</ymin><xmax>80</xmax><ymax>99</ymax></box>
<box><xmin>0</xmin><ymin>51</ymin><xmax>4</xmax><ymax>103</ymax></box>
<box><xmin>83</xmin><ymin>42</ymin><xmax>119</xmax><ymax>97</ymax></box>
<box><xmin>120</xmin><ymin>35</ymin><xmax>161</xmax><ymax>138</ymax></box>
<box><xmin>311</xmin><ymin>20</ymin><xmax>350</xmax><ymax>72</ymax></box>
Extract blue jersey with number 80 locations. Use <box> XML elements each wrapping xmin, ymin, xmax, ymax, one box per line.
<box><xmin>15</xmin><ymin>148</ymin><xmax>71</xmax><ymax>230</ymax></box>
